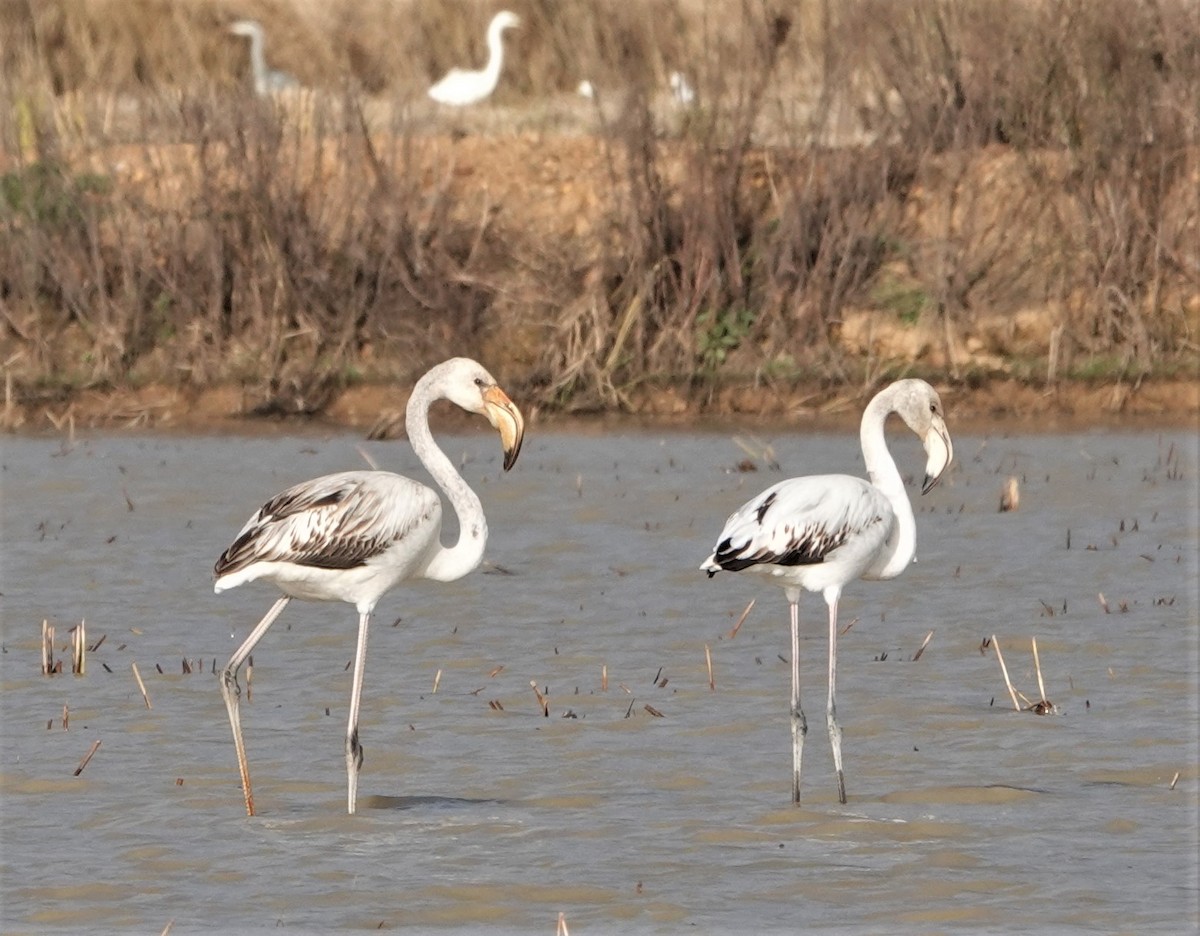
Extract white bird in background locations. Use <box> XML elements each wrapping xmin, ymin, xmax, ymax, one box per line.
<box><xmin>701</xmin><ymin>379</ymin><xmax>953</xmax><ymax>806</ymax></box>
<box><xmin>428</xmin><ymin>10</ymin><xmax>521</xmax><ymax>106</ymax></box>
<box><xmin>213</xmin><ymin>358</ymin><xmax>526</xmax><ymax>817</ymax></box>
<box><xmin>228</xmin><ymin>19</ymin><xmax>299</xmax><ymax>97</ymax></box>
<box><xmin>669</xmin><ymin>70</ymin><xmax>695</xmax><ymax>106</ymax></box>
<box><xmin>576</xmin><ymin>79</ymin><xmax>596</xmax><ymax>100</ymax></box>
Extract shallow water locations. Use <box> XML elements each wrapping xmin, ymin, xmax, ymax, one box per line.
<box><xmin>1</xmin><ymin>425</ymin><xmax>1197</xmax><ymax>934</ymax></box>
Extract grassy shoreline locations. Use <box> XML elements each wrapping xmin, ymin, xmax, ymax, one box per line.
<box><xmin>3</xmin><ymin>1</ymin><xmax>1197</xmax><ymax>432</ymax></box>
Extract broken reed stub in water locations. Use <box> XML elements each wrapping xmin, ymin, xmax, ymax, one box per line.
<box><xmin>999</xmin><ymin>477</ymin><xmax>1020</xmax><ymax>512</ymax></box>
<box><xmin>530</xmin><ymin>680</ymin><xmax>549</xmax><ymax>717</ymax></box>
<box><xmin>41</xmin><ymin>620</ymin><xmax>54</xmax><ymax>676</ymax></box>
<box><xmin>131</xmin><ymin>662</ymin><xmax>152</xmax><ymax>709</ymax></box>
<box><xmin>990</xmin><ymin>634</ymin><xmax>1057</xmax><ymax>715</ymax></box>
<box><xmin>71</xmin><ymin>619</ymin><xmax>86</xmax><ymax>675</ymax></box>
<box><xmin>726</xmin><ymin>598</ymin><xmax>755</xmax><ymax>639</ymax></box>
<box><xmin>705</xmin><ymin>643</ymin><xmax>714</xmax><ymax>690</ymax></box>
<box><xmin>911</xmin><ymin>629</ymin><xmax>935</xmax><ymax>662</ymax></box>
<box><xmin>989</xmin><ymin>635</ymin><xmax>1022</xmax><ymax>712</ymax></box>
<box><xmin>74</xmin><ymin>739</ymin><xmax>101</xmax><ymax>776</ymax></box>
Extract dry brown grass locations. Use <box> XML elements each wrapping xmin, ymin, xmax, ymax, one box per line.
<box><xmin>1</xmin><ymin>0</ymin><xmax>1197</xmax><ymax>421</ymax></box>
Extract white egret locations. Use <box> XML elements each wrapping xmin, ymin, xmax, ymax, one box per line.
<box><xmin>228</xmin><ymin>19</ymin><xmax>299</xmax><ymax>97</ymax></box>
<box><xmin>428</xmin><ymin>11</ymin><xmax>521</xmax><ymax>106</ymax></box>
<box><xmin>669</xmin><ymin>71</ymin><xmax>695</xmax><ymax>106</ymax></box>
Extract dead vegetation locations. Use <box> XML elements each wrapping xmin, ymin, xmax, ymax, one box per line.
<box><xmin>1</xmin><ymin>0</ymin><xmax>1197</xmax><ymax>426</ymax></box>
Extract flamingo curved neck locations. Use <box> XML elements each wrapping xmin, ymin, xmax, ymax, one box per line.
<box><xmin>406</xmin><ymin>372</ymin><xmax>488</xmax><ymax>582</ymax></box>
<box><xmin>860</xmin><ymin>391</ymin><xmax>916</xmax><ymax>579</ymax></box>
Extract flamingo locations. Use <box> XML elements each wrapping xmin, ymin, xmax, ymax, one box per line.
<box><xmin>228</xmin><ymin>20</ymin><xmax>298</xmax><ymax>97</ymax></box>
<box><xmin>427</xmin><ymin>11</ymin><xmax>521</xmax><ymax>106</ymax></box>
<box><xmin>213</xmin><ymin>358</ymin><xmax>525</xmax><ymax>816</ymax></box>
<box><xmin>700</xmin><ymin>379</ymin><xmax>953</xmax><ymax>805</ymax></box>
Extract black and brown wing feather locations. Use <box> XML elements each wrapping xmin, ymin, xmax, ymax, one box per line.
<box><xmin>214</xmin><ymin>471</ymin><xmax>438</xmax><ymax>579</ymax></box>
<box><xmin>703</xmin><ymin>475</ymin><xmax>890</xmax><ymax>576</ymax></box>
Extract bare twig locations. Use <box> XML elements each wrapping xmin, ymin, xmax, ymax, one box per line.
<box><xmin>71</xmin><ymin>618</ymin><xmax>86</xmax><ymax>675</ymax></box>
<box><xmin>726</xmin><ymin>598</ymin><xmax>755</xmax><ymax>639</ymax></box>
<box><xmin>41</xmin><ymin>620</ymin><xmax>54</xmax><ymax>676</ymax></box>
<box><xmin>131</xmin><ymin>662</ymin><xmax>152</xmax><ymax>709</ymax></box>
<box><xmin>705</xmin><ymin>643</ymin><xmax>714</xmax><ymax>690</ymax></box>
<box><xmin>999</xmin><ymin>477</ymin><xmax>1020</xmax><ymax>512</ymax></box>
<box><xmin>74</xmin><ymin>739</ymin><xmax>101</xmax><ymax>776</ymax></box>
<box><xmin>356</xmin><ymin>444</ymin><xmax>379</xmax><ymax>470</ymax></box>
<box><xmin>1031</xmin><ymin>636</ymin><xmax>1048</xmax><ymax>703</ymax></box>
<box><xmin>530</xmin><ymin>680</ymin><xmax>549</xmax><ymax>717</ymax></box>
<box><xmin>911</xmin><ymin>630</ymin><xmax>934</xmax><ymax>662</ymax></box>
<box><xmin>989</xmin><ymin>635</ymin><xmax>1021</xmax><ymax>711</ymax></box>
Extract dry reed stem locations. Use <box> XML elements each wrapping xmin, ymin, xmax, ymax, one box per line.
<box><xmin>356</xmin><ymin>444</ymin><xmax>379</xmax><ymax>470</ymax></box>
<box><xmin>41</xmin><ymin>620</ymin><xmax>53</xmax><ymax>676</ymax></box>
<box><xmin>705</xmin><ymin>643</ymin><xmax>714</xmax><ymax>690</ymax></box>
<box><xmin>990</xmin><ymin>635</ymin><xmax>1021</xmax><ymax>712</ymax></box>
<box><xmin>912</xmin><ymin>630</ymin><xmax>935</xmax><ymax>662</ymax></box>
<box><xmin>999</xmin><ymin>477</ymin><xmax>1020</xmax><ymax>512</ymax></box>
<box><xmin>1031</xmin><ymin>637</ymin><xmax>1048</xmax><ymax>702</ymax></box>
<box><xmin>432</xmin><ymin>669</ymin><xmax>442</xmax><ymax>694</ymax></box>
<box><xmin>131</xmin><ymin>662</ymin><xmax>152</xmax><ymax>709</ymax></box>
<box><xmin>556</xmin><ymin>911</ymin><xmax>570</xmax><ymax>936</ymax></box>
<box><xmin>71</xmin><ymin>619</ymin><xmax>86</xmax><ymax>675</ymax></box>
<box><xmin>160</xmin><ymin>920</ymin><xmax>175</xmax><ymax>936</ymax></box>
<box><xmin>601</xmin><ymin>664</ymin><xmax>608</xmax><ymax>692</ymax></box>
<box><xmin>726</xmin><ymin>599</ymin><xmax>755</xmax><ymax>639</ymax></box>
<box><xmin>62</xmin><ymin>704</ymin><xmax>69</xmax><ymax>731</ymax></box>
<box><xmin>530</xmin><ymin>681</ymin><xmax>549</xmax><ymax>717</ymax></box>
<box><xmin>1169</xmin><ymin>771</ymin><xmax>1180</xmax><ymax>790</ymax></box>
<box><xmin>73</xmin><ymin>739</ymin><xmax>101</xmax><ymax>776</ymax></box>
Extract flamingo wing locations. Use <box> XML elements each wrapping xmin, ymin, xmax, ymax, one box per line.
<box><xmin>214</xmin><ymin>471</ymin><xmax>439</xmax><ymax>578</ymax></box>
<box><xmin>703</xmin><ymin>474</ymin><xmax>892</xmax><ymax>574</ymax></box>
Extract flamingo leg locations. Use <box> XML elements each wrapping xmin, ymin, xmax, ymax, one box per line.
<box><xmin>787</xmin><ymin>588</ymin><xmax>807</xmax><ymax>805</ymax></box>
<box><xmin>345</xmin><ymin>610</ymin><xmax>371</xmax><ymax>815</ymax></box>
<box><xmin>220</xmin><ymin>594</ymin><xmax>291</xmax><ymax>817</ymax></box>
<box><xmin>825</xmin><ymin>589</ymin><xmax>847</xmax><ymax>804</ymax></box>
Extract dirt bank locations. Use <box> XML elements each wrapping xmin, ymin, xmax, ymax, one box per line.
<box><xmin>6</xmin><ymin>375</ymin><xmax>1196</xmax><ymax>437</ymax></box>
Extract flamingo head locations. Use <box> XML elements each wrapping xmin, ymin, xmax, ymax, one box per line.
<box><xmin>439</xmin><ymin>358</ymin><xmax>526</xmax><ymax>472</ymax></box>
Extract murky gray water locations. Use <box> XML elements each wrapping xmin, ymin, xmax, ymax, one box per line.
<box><xmin>2</xmin><ymin>424</ymin><xmax>1197</xmax><ymax>934</ymax></box>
